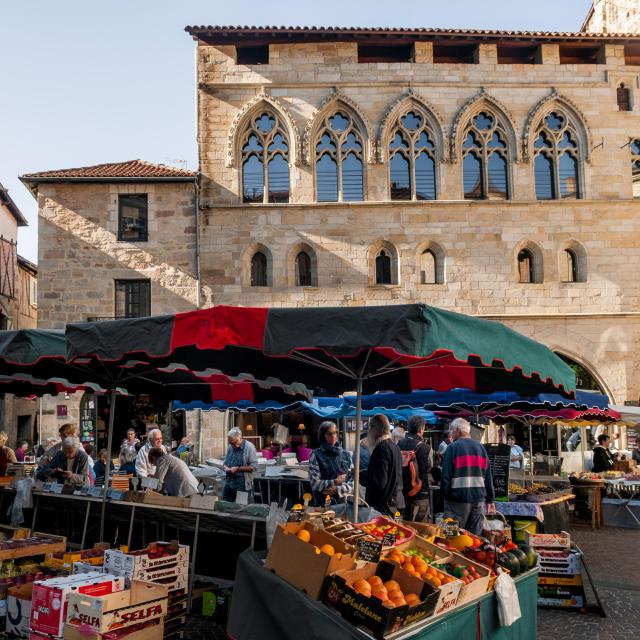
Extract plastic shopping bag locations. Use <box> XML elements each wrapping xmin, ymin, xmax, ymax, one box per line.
<box><xmin>494</xmin><ymin>568</ymin><xmax>522</xmax><ymax>627</ymax></box>
<box><xmin>265</xmin><ymin>500</ymin><xmax>289</xmax><ymax>548</ymax></box>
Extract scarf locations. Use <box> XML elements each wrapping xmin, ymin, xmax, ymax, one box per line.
<box><xmin>313</xmin><ymin>442</ymin><xmax>350</xmax><ymax>481</ymax></box>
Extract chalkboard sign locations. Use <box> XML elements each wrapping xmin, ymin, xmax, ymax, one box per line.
<box><xmin>287</xmin><ymin>509</ymin><xmax>304</xmax><ymax>523</ymax></box>
<box><xmin>381</xmin><ymin>532</ymin><xmax>397</xmax><ymax>547</ymax></box>
<box><xmin>357</xmin><ymin>538</ymin><xmax>382</xmax><ymax>563</ymax></box>
<box><xmin>485</xmin><ymin>444</ymin><xmax>511</xmax><ymax>502</ymax></box>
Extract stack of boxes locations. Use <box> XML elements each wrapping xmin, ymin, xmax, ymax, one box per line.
<box><xmin>528</xmin><ymin>531</ymin><xmax>586</xmax><ymax>609</ymax></box>
<box><xmin>103</xmin><ymin>542</ymin><xmax>189</xmax><ymax>640</ymax></box>
<box><xmin>28</xmin><ymin>572</ymin><xmax>125</xmax><ymax>639</ymax></box>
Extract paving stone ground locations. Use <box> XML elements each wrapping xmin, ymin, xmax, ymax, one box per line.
<box><xmin>185</xmin><ymin>524</ymin><xmax>639</xmax><ymax>639</ymax></box>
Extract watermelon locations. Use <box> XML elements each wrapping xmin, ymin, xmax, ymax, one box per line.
<box><xmin>509</xmin><ymin>548</ymin><xmax>529</xmax><ymax>574</ymax></box>
<box><xmin>497</xmin><ymin>552</ymin><xmax>520</xmax><ymax>576</ymax></box>
<box><xmin>518</xmin><ymin>544</ymin><xmax>539</xmax><ymax>569</ymax></box>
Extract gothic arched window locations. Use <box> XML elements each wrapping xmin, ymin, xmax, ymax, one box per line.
<box><xmin>241</xmin><ymin>110</ymin><xmax>290</xmax><ymax>204</ymax></box>
<box><xmin>517</xmin><ymin>249</ymin><xmax>534</xmax><ymax>283</ymax></box>
<box><xmin>375</xmin><ymin>250</ymin><xmax>392</xmax><ymax>284</ymax></box>
<box><xmin>389</xmin><ymin>110</ymin><xmax>436</xmax><ymax>200</ymax></box>
<box><xmin>462</xmin><ymin>112</ymin><xmax>509</xmax><ymax>200</ymax></box>
<box><xmin>534</xmin><ymin>111</ymin><xmax>580</xmax><ymax>200</ymax></box>
<box><xmin>315</xmin><ymin>112</ymin><xmax>364</xmax><ymax>202</ymax></box>
<box><xmin>250</xmin><ymin>251</ymin><xmax>268</xmax><ymax>286</ymax></box>
<box><xmin>295</xmin><ymin>251</ymin><xmax>312</xmax><ymax>287</ymax></box>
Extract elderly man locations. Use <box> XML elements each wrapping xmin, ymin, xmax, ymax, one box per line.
<box><xmin>222</xmin><ymin>428</ymin><xmax>258</xmax><ymax>503</ymax></box>
<box><xmin>149</xmin><ymin>448</ymin><xmax>199</xmax><ymax>497</ymax></box>
<box><xmin>135</xmin><ymin>428</ymin><xmax>166</xmax><ymax>478</ymax></box>
<box><xmin>440</xmin><ymin>418</ymin><xmax>495</xmax><ymax>536</ymax></box>
<box><xmin>38</xmin><ymin>437</ymin><xmax>89</xmax><ymax>487</ymax></box>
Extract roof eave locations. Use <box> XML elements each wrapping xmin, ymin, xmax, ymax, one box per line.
<box><xmin>0</xmin><ymin>184</ymin><xmax>28</xmax><ymax>227</ymax></box>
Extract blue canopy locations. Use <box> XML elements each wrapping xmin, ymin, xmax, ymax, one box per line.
<box><xmin>172</xmin><ymin>396</ymin><xmax>438</xmax><ymax>423</ymax></box>
<box><xmin>354</xmin><ymin>389</ymin><xmax>609</xmax><ymax>412</ymax></box>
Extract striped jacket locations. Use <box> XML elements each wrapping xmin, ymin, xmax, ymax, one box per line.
<box><xmin>440</xmin><ymin>437</ymin><xmax>494</xmax><ymax>504</ymax></box>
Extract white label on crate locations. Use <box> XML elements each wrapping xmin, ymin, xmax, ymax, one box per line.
<box><xmin>235</xmin><ymin>491</ymin><xmax>248</xmax><ymax>505</ymax></box>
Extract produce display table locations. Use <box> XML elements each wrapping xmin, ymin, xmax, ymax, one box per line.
<box><xmin>24</xmin><ymin>491</ymin><xmax>266</xmax><ymax>609</ymax></box>
<box><xmin>495</xmin><ymin>494</ymin><xmax>574</xmax><ymax>528</ymax></box>
<box><xmin>603</xmin><ymin>479</ymin><xmax>640</xmax><ymax>528</ymax></box>
<box><xmin>228</xmin><ymin>549</ymin><xmax>538</xmax><ymax>640</ymax></box>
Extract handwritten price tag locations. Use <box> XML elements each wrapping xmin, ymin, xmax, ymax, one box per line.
<box><xmin>382</xmin><ymin>532</ymin><xmax>398</xmax><ymax>547</ymax></box>
<box><xmin>357</xmin><ymin>538</ymin><xmax>382</xmax><ymax>563</ymax></box>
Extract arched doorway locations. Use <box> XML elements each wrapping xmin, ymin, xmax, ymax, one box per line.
<box><xmin>553</xmin><ymin>352</ymin><xmax>606</xmax><ymax>394</ymax></box>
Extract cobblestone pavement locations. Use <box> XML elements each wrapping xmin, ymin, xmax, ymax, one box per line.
<box><xmin>183</xmin><ymin>525</ymin><xmax>640</xmax><ymax>639</ymax></box>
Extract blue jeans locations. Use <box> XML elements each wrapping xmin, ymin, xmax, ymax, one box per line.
<box><xmin>223</xmin><ymin>476</ymin><xmax>253</xmax><ymax>503</ymax></box>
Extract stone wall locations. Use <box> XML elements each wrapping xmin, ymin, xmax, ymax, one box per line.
<box><xmin>195</xmin><ymin>39</ymin><xmax>640</xmax><ymax>405</ymax></box>
<box><xmin>37</xmin><ymin>181</ymin><xmax>198</xmax><ymax>328</ymax></box>
<box><xmin>584</xmin><ymin>0</ymin><xmax>640</xmax><ymax>33</ymax></box>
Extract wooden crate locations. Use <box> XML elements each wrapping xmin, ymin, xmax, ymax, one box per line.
<box><xmin>142</xmin><ymin>490</ymin><xmax>190</xmax><ymax>508</ymax></box>
<box><xmin>0</xmin><ymin>532</ymin><xmax>66</xmax><ymax>561</ymax></box>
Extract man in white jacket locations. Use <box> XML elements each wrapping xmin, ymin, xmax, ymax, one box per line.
<box><xmin>135</xmin><ymin>428</ymin><xmax>166</xmax><ymax>478</ymax></box>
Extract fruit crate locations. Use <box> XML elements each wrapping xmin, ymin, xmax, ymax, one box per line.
<box><xmin>355</xmin><ymin>516</ymin><xmax>415</xmax><ymax>547</ymax></box>
<box><xmin>103</xmin><ymin>542</ymin><xmax>189</xmax><ymax>577</ymax></box>
<box><xmin>45</xmin><ymin>542</ymin><xmax>110</xmax><ymax>569</ymax></box>
<box><xmin>0</xmin><ymin>533</ymin><xmax>66</xmax><ymax>561</ymax></box>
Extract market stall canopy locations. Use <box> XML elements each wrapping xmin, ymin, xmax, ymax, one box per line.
<box><xmin>173</xmin><ymin>396</ymin><xmax>438</xmax><ymax>423</ymax></box>
<box><xmin>65</xmin><ymin>304</ymin><xmax>576</xmax><ymax>397</ymax></box>
<box><xmin>609</xmin><ymin>404</ymin><xmax>640</xmax><ymax>426</ymax></box>
<box><xmin>354</xmin><ymin>389</ymin><xmax>605</xmax><ymax>413</ymax></box>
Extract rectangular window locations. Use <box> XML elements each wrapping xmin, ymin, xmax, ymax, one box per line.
<box><xmin>357</xmin><ymin>44</ymin><xmax>413</xmax><ymax>63</ymax></box>
<box><xmin>115</xmin><ymin>280</ymin><xmax>150</xmax><ymax>319</ymax></box>
<box><xmin>617</xmin><ymin>86</ymin><xmax>632</xmax><ymax>112</ymax></box>
<box><xmin>433</xmin><ymin>43</ymin><xmax>478</xmax><ymax>64</ymax></box>
<box><xmin>236</xmin><ymin>45</ymin><xmax>269</xmax><ymax>65</ymax></box>
<box><xmin>624</xmin><ymin>44</ymin><xmax>640</xmax><ymax>66</ymax></box>
<box><xmin>558</xmin><ymin>45</ymin><xmax>603</xmax><ymax>65</ymax></box>
<box><xmin>497</xmin><ymin>44</ymin><xmax>540</xmax><ymax>64</ymax></box>
<box><xmin>118</xmin><ymin>194</ymin><xmax>148</xmax><ymax>242</ymax></box>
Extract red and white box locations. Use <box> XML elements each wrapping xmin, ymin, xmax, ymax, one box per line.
<box><xmin>103</xmin><ymin>542</ymin><xmax>189</xmax><ymax>579</ymax></box>
<box><xmin>29</xmin><ymin>571</ymin><xmax>124</xmax><ymax>638</ymax></box>
<box><xmin>66</xmin><ymin>580</ymin><xmax>168</xmax><ymax>635</ymax></box>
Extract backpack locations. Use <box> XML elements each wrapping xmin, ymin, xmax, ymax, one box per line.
<box><xmin>400</xmin><ymin>449</ymin><xmax>422</xmax><ymax>498</ymax></box>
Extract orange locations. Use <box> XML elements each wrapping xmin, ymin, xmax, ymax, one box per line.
<box><xmin>384</xmin><ymin>580</ymin><xmax>400</xmax><ymax>592</ymax></box>
<box><xmin>320</xmin><ymin>544</ymin><xmax>335</xmax><ymax>557</ymax></box>
<box><xmin>313</xmin><ymin>546</ymin><xmax>321</xmax><ymax>555</ymax></box>
<box><xmin>372</xmin><ymin>587</ymin><xmax>388</xmax><ymax>601</ymax></box>
<box><xmin>296</xmin><ymin>529</ymin><xmax>311</xmax><ymax>543</ymax></box>
<box><xmin>411</xmin><ymin>556</ymin><xmax>423</xmax><ymax>568</ymax></box>
<box><xmin>405</xmin><ymin>593</ymin><xmax>421</xmax><ymax>606</ymax></box>
<box><xmin>430</xmin><ymin>576</ymin><xmax>442</xmax><ymax>587</ymax></box>
<box><xmin>368</xmin><ymin>576</ymin><xmax>384</xmax><ymax>589</ymax></box>
<box><xmin>387</xmin><ymin>588</ymin><xmax>403</xmax><ymax>600</ymax></box>
<box><xmin>353</xmin><ymin>579</ymin><xmax>372</xmax><ymax>597</ymax></box>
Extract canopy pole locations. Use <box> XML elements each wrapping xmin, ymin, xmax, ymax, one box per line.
<box><xmin>352</xmin><ymin>377</ymin><xmax>363</xmax><ymax>524</ymax></box>
<box><xmin>100</xmin><ymin>387</ymin><xmax>118</xmax><ymax>540</ymax></box>
<box><xmin>528</xmin><ymin>420</ymin><xmax>534</xmax><ymax>487</ymax></box>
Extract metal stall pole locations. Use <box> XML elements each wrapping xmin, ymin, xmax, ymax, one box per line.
<box><xmin>100</xmin><ymin>387</ymin><xmax>118</xmax><ymax>540</ymax></box>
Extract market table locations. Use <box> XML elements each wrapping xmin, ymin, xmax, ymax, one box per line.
<box><xmin>228</xmin><ymin>548</ymin><xmax>537</xmax><ymax>640</ymax></box>
<box><xmin>495</xmin><ymin>494</ymin><xmax>574</xmax><ymax>533</ymax></box>
<box><xmin>603</xmin><ymin>479</ymin><xmax>640</xmax><ymax>528</ymax></box>
<box><xmin>26</xmin><ymin>491</ymin><xmax>266</xmax><ymax>609</ymax></box>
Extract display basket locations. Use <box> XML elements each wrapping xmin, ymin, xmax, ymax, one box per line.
<box><xmin>355</xmin><ymin>516</ymin><xmax>415</xmax><ymax>547</ymax></box>
<box><xmin>481</xmin><ymin>512</ymin><xmax>511</xmax><ymax>546</ymax></box>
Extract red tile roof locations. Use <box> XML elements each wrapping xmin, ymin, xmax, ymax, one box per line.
<box><xmin>185</xmin><ymin>25</ymin><xmax>640</xmax><ymax>45</ymax></box>
<box><xmin>0</xmin><ymin>182</ymin><xmax>28</xmax><ymax>226</ymax></box>
<box><xmin>21</xmin><ymin>160</ymin><xmax>196</xmax><ymax>181</ymax></box>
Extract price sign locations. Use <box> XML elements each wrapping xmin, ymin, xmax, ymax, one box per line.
<box><xmin>88</xmin><ymin>487</ymin><xmax>104</xmax><ymax>498</ymax></box>
<box><xmin>287</xmin><ymin>509</ymin><xmax>304</xmax><ymax>523</ymax></box>
<box><xmin>357</xmin><ymin>538</ymin><xmax>382</xmax><ymax>563</ymax></box>
<box><xmin>382</xmin><ymin>532</ymin><xmax>398</xmax><ymax>547</ymax></box>
<box><xmin>43</xmin><ymin>482</ymin><xmax>57</xmax><ymax>493</ymax></box>
<box><xmin>51</xmin><ymin>483</ymin><xmax>64</xmax><ymax>494</ymax></box>
<box><xmin>108</xmin><ymin>489</ymin><xmax>124</xmax><ymax>500</ymax></box>
<box><xmin>485</xmin><ymin>444</ymin><xmax>511</xmax><ymax>502</ymax></box>
<box><xmin>442</xmin><ymin>519</ymin><xmax>459</xmax><ymax>538</ymax></box>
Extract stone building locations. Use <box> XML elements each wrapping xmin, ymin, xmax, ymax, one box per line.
<box><xmin>21</xmin><ymin>23</ymin><xmax>640</xmax><ymax>456</ymax></box>
<box><xmin>0</xmin><ymin>182</ymin><xmax>38</xmax><ymax>446</ymax></box>
<box><xmin>583</xmin><ymin>0</ymin><xmax>640</xmax><ymax>34</ymax></box>
<box><xmin>186</xmin><ymin>25</ymin><xmax>640</xmax><ymax>410</ymax></box>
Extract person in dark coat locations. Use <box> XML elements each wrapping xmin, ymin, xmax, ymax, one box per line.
<box><xmin>365</xmin><ymin>414</ymin><xmax>404</xmax><ymax>516</ymax></box>
<box><xmin>398</xmin><ymin>415</ymin><xmax>431</xmax><ymax>522</ymax></box>
<box><xmin>592</xmin><ymin>434</ymin><xmax>616</xmax><ymax>473</ymax></box>
<box><xmin>37</xmin><ymin>438</ymin><xmax>89</xmax><ymax>487</ymax></box>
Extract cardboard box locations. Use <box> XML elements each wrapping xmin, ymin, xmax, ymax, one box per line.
<box><xmin>146</xmin><ymin>573</ymin><xmax>187</xmax><ymax>593</ymax></box>
<box><xmin>265</xmin><ymin>522</ymin><xmax>356</xmax><ymax>600</ymax></box>
<box><xmin>526</xmin><ymin>531</ymin><xmax>571</xmax><ymax>549</ymax></box>
<box><xmin>383</xmin><ymin>537</ymin><xmax>462</xmax><ymax>616</ymax></box>
<box><xmin>6</xmin><ymin>582</ymin><xmax>33</xmax><ymax>638</ymax></box>
<box><xmin>103</xmin><ymin>544</ymin><xmax>189</xmax><ymax>578</ymax></box>
<box><xmin>63</xmin><ymin>619</ymin><xmax>164</xmax><ymax>640</ymax></box>
<box><xmin>66</xmin><ymin>580</ymin><xmax>168</xmax><ymax>634</ymax></box>
<box><xmin>108</xmin><ymin>561</ymin><xmax>188</xmax><ymax>584</ymax></box>
<box><xmin>141</xmin><ymin>491</ymin><xmax>190</xmax><ymax>509</ymax></box>
<box><xmin>322</xmin><ymin>560</ymin><xmax>439</xmax><ymax>638</ymax></box>
<box><xmin>189</xmin><ymin>495</ymin><xmax>217</xmax><ymax>510</ymax></box>
<box><xmin>0</xmin><ymin>533</ymin><xmax>66</xmax><ymax>562</ymax></box>
<box><xmin>30</xmin><ymin>572</ymin><xmax>124</xmax><ymax>638</ymax></box>
<box><xmin>538</xmin><ymin>574</ymin><xmax>583</xmax><ymax>587</ymax></box>
<box><xmin>537</xmin><ymin>595</ymin><xmax>584</xmax><ymax>608</ymax></box>
<box><xmin>45</xmin><ymin>543</ymin><xmax>110</xmax><ymax>569</ymax></box>
<box><xmin>431</xmin><ymin>552</ymin><xmax>492</xmax><ymax>605</ymax></box>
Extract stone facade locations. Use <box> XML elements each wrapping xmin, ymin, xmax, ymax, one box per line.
<box><xmin>36</xmin><ymin>181</ymin><xmax>198</xmax><ymax>328</ymax></box>
<box><xmin>194</xmin><ymin>34</ymin><xmax>640</xmax><ymax>409</ymax></box>
<box><xmin>583</xmin><ymin>0</ymin><xmax>640</xmax><ymax>33</ymax></box>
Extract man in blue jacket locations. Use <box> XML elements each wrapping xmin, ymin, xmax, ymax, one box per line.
<box><xmin>440</xmin><ymin>418</ymin><xmax>495</xmax><ymax>535</ymax></box>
